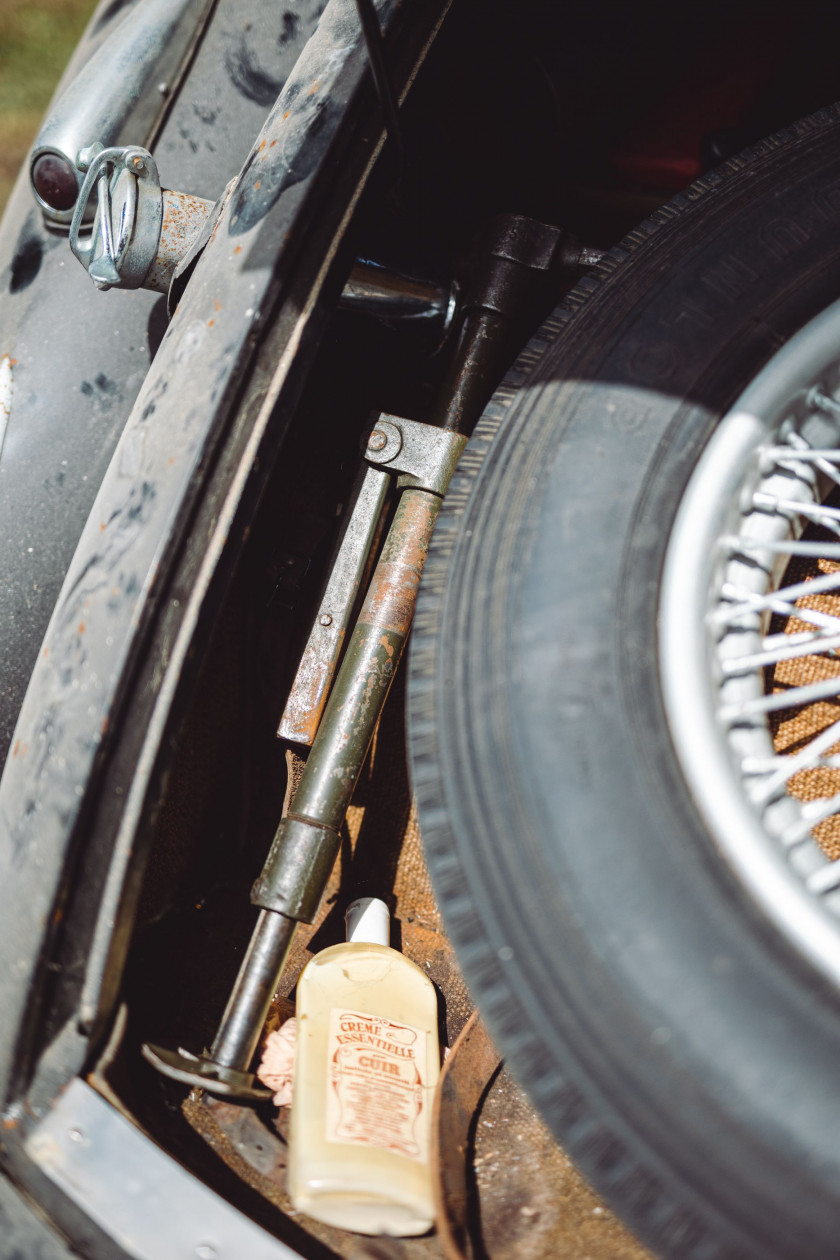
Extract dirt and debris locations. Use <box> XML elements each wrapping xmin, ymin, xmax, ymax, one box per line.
<box><xmin>182</xmin><ymin>675</ymin><xmax>653</xmax><ymax>1259</ymax></box>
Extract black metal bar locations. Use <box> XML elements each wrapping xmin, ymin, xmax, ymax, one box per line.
<box><xmin>354</xmin><ymin>0</ymin><xmax>406</xmax><ymax>172</ymax></box>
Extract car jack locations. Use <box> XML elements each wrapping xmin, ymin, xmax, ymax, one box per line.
<box><xmin>28</xmin><ymin>128</ymin><xmax>601</xmax><ymax>1098</ymax></box>
<box><xmin>142</xmin><ymin>211</ymin><xmax>596</xmax><ymax>1097</ymax></box>
<box><xmin>127</xmin><ymin>211</ymin><xmax>600</xmax><ymax>1098</ymax></box>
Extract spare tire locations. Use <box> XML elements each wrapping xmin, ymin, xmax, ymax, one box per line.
<box><xmin>408</xmin><ymin>105</ymin><xmax>840</xmax><ymax>1260</ymax></box>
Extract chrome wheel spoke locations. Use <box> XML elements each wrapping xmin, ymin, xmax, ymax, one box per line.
<box><xmin>661</xmin><ymin>300</ymin><xmax>840</xmax><ymax>985</ymax></box>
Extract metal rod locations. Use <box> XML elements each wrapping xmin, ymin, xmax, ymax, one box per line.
<box><xmin>431</xmin><ymin>309</ymin><xmax>512</xmax><ymax>434</ymax></box>
<box><xmin>278</xmin><ymin>464</ymin><xmax>390</xmax><ymax>746</ymax></box>
<box><xmin>353</xmin><ymin>0</ymin><xmax>406</xmax><ymax>173</ymax></box>
<box><xmin>339</xmin><ymin>260</ymin><xmax>457</xmax><ymax>346</ymax></box>
<box><xmin>145</xmin><ymin>488</ymin><xmax>444</xmax><ymax>1095</ymax></box>
<box><xmin>252</xmin><ymin>487</ymin><xmax>442</xmax><ymax>920</ymax></box>
<box><xmin>293</xmin><ymin>487</ymin><xmax>439</xmax><ymax>826</ymax></box>
<box><xmin>207</xmin><ymin>491</ymin><xmax>442</xmax><ymax>1075</ymax></box>
<box><xmin>209</xmin><ymin>909</ymin><xmax>297</xmax><ymax>1071</ymax></box>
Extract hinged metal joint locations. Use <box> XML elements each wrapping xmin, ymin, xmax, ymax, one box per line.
<box><xmin>364</xmin><ymin>414</ymin><xmax>467</xmax><ymax>494</ymax></box>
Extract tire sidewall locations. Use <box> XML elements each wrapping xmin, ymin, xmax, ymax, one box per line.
<box><xmin>410</xmin><ymin>107</ymin><xmax>840</xmax><ymax>1259</ymax></box>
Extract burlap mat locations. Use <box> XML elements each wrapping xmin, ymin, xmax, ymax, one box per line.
<box><xmin>769</xmin><ymin>521</ymin><xmax>840</xmax><ymax>859</ymax></box>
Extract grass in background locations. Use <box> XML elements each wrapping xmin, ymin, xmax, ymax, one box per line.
<box><xmin>0</xmin><ymin>0</ymin><xmax>97</xmax><ymax>212</ymax></box>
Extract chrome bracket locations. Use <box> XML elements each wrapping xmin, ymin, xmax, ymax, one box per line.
<box><xmin>69</xmin><ymin>144</ymin><xmax>163</xmax><ymax>291</ymax></box>
<box><xmin>68</xmin><ymin>143</ymin><xmax>215</xmax><ymax>295</ymax></box>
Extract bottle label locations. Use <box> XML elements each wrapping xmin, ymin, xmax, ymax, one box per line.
<box><xmin>326</xmin><ymin>1008</ymin><xmax>429</xmax><ymax>1161</ymax></box>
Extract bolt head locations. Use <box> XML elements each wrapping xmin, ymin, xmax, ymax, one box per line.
<box><xmin>132</xmin><ymin>156</ymin><xmax>145</xmax><ymax>172</ymax></box>
<box><xmin>319</xmin><ymin>613</ymin><xmax>333</xmax><ymax>627</ymax></box>
<box><xmin>367</xmin><ymin>429</ymin><xmax>388</xmax><ymax>452</ymax></box>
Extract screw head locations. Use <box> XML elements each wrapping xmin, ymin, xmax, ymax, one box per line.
<box><xmin>367</xmin><ymin>429</ymin><xmax>388</xmax><ymax>452</ymax></box>
<box><xmin>319</xmin><ymin>613</ymin><xmax>333</xmax><ymax>627</ymax></box>
<box><xmin>68</xmin><ymin>1127</ymin><xmax>85</xmax><ymax>1143</ymax></box>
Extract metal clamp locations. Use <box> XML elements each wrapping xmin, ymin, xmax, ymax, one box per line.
<box><xmin>69</xmin><ymin>144</ymin><xmax>163</xmax><ymax>291</ymax></box>
<box><xmin>365</xmin><ymin>414</ymin><xmax>467</xmax><ymax>494</ymax></box>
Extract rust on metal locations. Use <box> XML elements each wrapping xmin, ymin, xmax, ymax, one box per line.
<box><xmin>432</xmin><ymin>1010</ymin><xmax>502</xmax><ymax>1260</ymax></box>
<box><xmin>279</xmin><ymin>623</ymin><xmax>347</xmax><ymax>745</ymax></box>
<box><xmin>144</xmin><ymin>188</ymin><xmax>214</xmax><ymax>293</ymax></box>
<box><xmin>0</xmin><ymin>353</ymin><xmax>13</xmax><ymax>459</ymax></box>
<box><xmin>269</xmin><ymin>488</ymin><xmax>442</xmax><ymax>834</ymax></box>
<box><xmin>256</xmin><ymin>487</ymin><xmax>443</xmax><ymax>916</ymax></box>
<box><xmin>359</xmin><ymin>488</ymin><xmax>439</xmax><ymax>637</ymax></box>
<box><xmin>278</xmin><ymin>465</ymin><xmax>389</xmax><ymax>747</ymax></box>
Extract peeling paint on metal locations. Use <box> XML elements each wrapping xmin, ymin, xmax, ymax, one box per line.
<box><xmin>358</xmin><ymin>490</ymin><xmax>439</xmax><ymax>636</ymax></box>
<box><xmin>0</xmin><ymin>354</ymin><xmax>13</xmax><ymax>461</ymax></box>
<box><xmin>278</xmin><ymin>466</ymin><xmax>388</xmax><ymax>746</ymax></box>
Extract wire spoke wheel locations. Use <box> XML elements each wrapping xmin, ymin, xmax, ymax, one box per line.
<box><xmin>409</xmin><ymin>106</ymin><xmax>840</xmax><ymax>1259</ymax></box>
<box><xmin>663</xmin><ymin>300</ymin><xmax>840</xmax><ymax>986</ymax></box>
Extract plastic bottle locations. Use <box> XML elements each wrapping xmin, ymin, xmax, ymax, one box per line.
<box><xmin>288</xmin><ymin>897</ymin><xmax>440</xmax><ymax>1235</ymax></box>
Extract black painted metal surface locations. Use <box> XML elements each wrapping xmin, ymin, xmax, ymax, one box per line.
<box><xmin>0</xmin><ymin>0</ymin><xmax>381</xmax><ymax>1115</ymax></box>
<box><xmin>0</xmin><ymin>0</ymin><xmax>323</xmax><ymax>768</ymax></box>
<box><xmin>0</xmin><ymin>0</ymin><xmax>446</xmax><ymax>1172</ymax></box>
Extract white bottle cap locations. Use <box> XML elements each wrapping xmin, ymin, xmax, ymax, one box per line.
<box><xmin>345</xmin><ymin>897</ymin><xmax>390</xmax><ymax>946</ymax></box>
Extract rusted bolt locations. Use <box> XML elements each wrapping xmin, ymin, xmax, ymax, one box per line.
<box><xmin>132</xmin><ymin>156</ymin><xmax>145</xmax><ymax>172</ymax></box>
<box><xmin>319</xmin><ymin>613</ymin><xmax>333</xmax><ymax>627</ymax></box>
<box><xmin>367</xmin><ymin>429</ymin><xmax>388</xmax><ymax>452</ymax></box>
